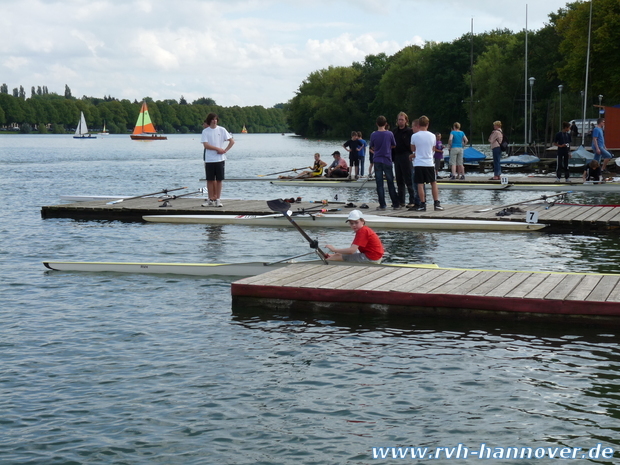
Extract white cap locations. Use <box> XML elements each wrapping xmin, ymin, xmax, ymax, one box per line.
<box><xmin>346</xmin><ymin>210</ymin><xmax>364</xmax><ymax>222</ymax></box>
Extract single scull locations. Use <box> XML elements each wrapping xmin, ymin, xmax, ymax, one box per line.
<box><xmin>142</xmin><ymin>213</ymin><xmax>547</xmax><ymax>231</ymax></box>
<box><xmin>43</xmin><ymin>260</ymin><xmax>438</xmax><ymax>277</ymax></box>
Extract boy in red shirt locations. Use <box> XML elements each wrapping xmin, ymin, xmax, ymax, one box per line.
<box><xmin>325</xmin><ymin>210</ymin><xmax>384</xmax><ymax>263</ymax></box>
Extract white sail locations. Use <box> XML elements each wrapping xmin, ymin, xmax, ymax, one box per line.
<box><xmin>75</xmin><ymin>111</ymin><xmax>89</xmax><ymax>136</ymax></box>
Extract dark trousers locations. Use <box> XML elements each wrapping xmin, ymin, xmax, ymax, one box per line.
<box><xmin>393</xmin><ymin>154</ymin><xmax>414</xmax><ymax>205</ymax></box>
<box><xmin>492</xmin><ymin>147</ymin><xmax>502</xmax><ymax>176</ymax></box>
<box><xmin>556</xmin><ymin>153</ymin><xmax>570</xmax><ymax>180</ymax></box>
<box><xmin>374</xmin><ymin>162</ymin><xmax>399</xmax><ymax>208</ymax></box>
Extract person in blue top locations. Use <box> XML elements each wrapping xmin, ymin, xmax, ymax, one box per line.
<box><xmin>447</xmin><ymin>122</ymin><xmax>468</xmax><ymax>180</ymax></box>
<box><xmin>592</xmin><ymin>118</ymin><xmax>613</xmax><ymax>173</ymax></box>
<box><xmin>357</xmin><ymin>131</ymin><xmax>367</xmax><ymax>177</ymax></box>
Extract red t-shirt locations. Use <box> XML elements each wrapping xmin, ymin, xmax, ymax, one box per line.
<box><xmin>353</xmin><ymin>226</ymin><xmax>384</xmax><ymax>261</ymax></box>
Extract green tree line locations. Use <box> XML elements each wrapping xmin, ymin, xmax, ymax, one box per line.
<box><xmin>0</xmin><ymin>89</ymin><xmax>289</xmax><ymax>134</ymax></box>
<box><xmin>287</xmin><ymin>0</ymin><xmax>619</xmax><ymax>144</ymax></box>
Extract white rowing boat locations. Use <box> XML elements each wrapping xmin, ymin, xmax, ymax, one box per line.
<box><xmin>60</xmin><ymin>195</ymin><xmax>132</xmax><ymax>202</ymax></box>
<box><xmin>268</xmin><ymin>179</ymin><xmax>620</xmax><ymax>192</ymax></box>
<box><xmin>142</xmin><ymin>213</ymin><xmax>547</xmax><ymax>231</ymax></box>
<box><xmin>43</xmin><ymin>260</ymin><xmax>438</xmax><ymax>277</ymax></box>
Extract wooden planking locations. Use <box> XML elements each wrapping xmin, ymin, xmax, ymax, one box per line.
<box><xmin>429</xmin><ymin>270</ymin><xmax>483</xmax><ymax>294</ymax></box>
<box><xmin>374</xmin><ymin>268</ymin><xmax>439</xmax><ymax>292</ymax></box>
<box><xmin>484</xmin><ymin>272</ymin><xmax>532</xmax><ymax>297</ymax></box>
<box><xmin>587</xmin><ymin>275</ymin><xmax>620</xmax><ymax>301</ymax></box>
<box><xmin>523</xmin><ymin>274</ymin><xmax>567</xmax><ymax>299</ymax></box>
<box><xmin>334</xmin><ymin>266</ymin><xmax>400</xmax><ymax>290</ymax></box>
<box><xmin>503</xmin><ymin>273</ymin><xmax>549</xmax><ymax>298</ymax></box>
<box><xmin>544</xmin><ymin>274</ymin><xmax>586</xmax><ymax>300</ymax></box>
<box><xmin>360</xmin><ymin>266</ymin><xmax>421</xmax><ymax>290</ymax></box>
<box><xmin>465</xmin><ymin>271</ymin><xmax>516</xmax><ymax>296</ymax></box>
<box><xmin>405</xmin><ymin>269</ymin><xmax>467</xmax><ymax>294</ymax></box>
<box><xmin>564</xmin><ymin>275</ymin><xmax>604</xmax><ymax>301</ymax></box>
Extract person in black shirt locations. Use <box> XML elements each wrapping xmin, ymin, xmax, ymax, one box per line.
<box><xmin>392</xmin><ymin>112</ymin><xmax>415</xmax><ymax>207</ymax></box>
<box><xmin>553</xmin><ymin>121</ymin><xmax>572</xmax><ymax>182</ymax></box>
<box><xmin>583</xmin><ymin>159</ymin><xmax>601</xmax><ymax>182</ymax></box>
<box><xmin>343</xmin><ymin>132</ymin><xmax>362</xmax><ymax>179</ymax></box>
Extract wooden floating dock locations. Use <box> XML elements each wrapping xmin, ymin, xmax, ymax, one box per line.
<box><xmin>231</xmin><ymin>264</ymin><xmax>620</xmax><ymax>324</ymax></box>
<box><xmin>41</xmin><ymin>197</ymin><xmax>620</xmax><ymax>232</ymax></box>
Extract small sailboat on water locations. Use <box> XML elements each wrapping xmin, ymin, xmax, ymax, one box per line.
<box><xmin>73</xmin><ymin>111</ymin><xmax>96</xmax><ymax>139</ymax></box>
<box><xmin>130</xmin><ymin>102</ymin><xmax>167</xmax><ymax>140</ymax></box>
<box><xmin>99</xmin><ymin>120</ymin><xmax>109</xmax><ymax>136</ymax></box>
<box><xmin>241</xmin><ymin>125</ymin><xmax>248</xmax><ymax>133</ymax></box>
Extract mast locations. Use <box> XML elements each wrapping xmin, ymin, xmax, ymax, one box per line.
<box><xmin>469</xmin><ymin>18</ymin><xmax>474</xmax><ymax>146</ymax></box>
<box><xmin>524</xmin><ymin>4</ymin><xmax>528</xmax><ymax>146</ymax></box>
<box><xmin>581</xmin><ymin>0</ymin><xmax>593</xmax><ymax>146</ymax></box>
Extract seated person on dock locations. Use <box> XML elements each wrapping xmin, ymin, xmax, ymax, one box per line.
<box><xmin>325</xmin><ymin>210</ymin><xmax>384</xmax><ymax>264</ymax></box>
<box><xmin>294</xmin><ymin>153</ymin><xmax>327</xmax><ymax>179</ymax></box>
<box><xmin>583</xmin><ymin>159</ymin><xmax>602</xmax><ymax>182</ymax></box>
<box><xmin>325</xmin><ymin>151</ymin><xmax>349</xmax><ymax>178</ymax></box>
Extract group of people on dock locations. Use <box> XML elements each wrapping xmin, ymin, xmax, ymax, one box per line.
<box><xmin>197</xmin><ymin>111</ymin><xmax>614</xmax><ymax>215</ymax></box>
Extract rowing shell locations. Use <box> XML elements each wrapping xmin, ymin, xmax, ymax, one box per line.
<box><xmin>269</xmin><ymin>179</ymin><xmax>620</xmax><ymax>192</ymax></box>
<box><xmin>43</xmin><ymin>260</ymin><xmax>438</xmax><ymax>277</ymax></box>
<box><xmin>60</xmin><ymin>195</ymin><xmax>132</xmax><ymax>202</ymax></box>
<box><xmin>142</xmin><ymin>213</ymin><xmax>547</xmax><ymax>231</ymax></box>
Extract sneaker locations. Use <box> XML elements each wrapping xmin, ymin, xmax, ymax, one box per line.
<box><xmin>201</xmin><ymin>199</ymin><xmax>214</xmax><ymax>207</ymax></box>
<box><xmin>376</xmin><ymin>206</ymin><xmax>387</xmax><ymax>211</ymax></box>
<box><xmin>459</xmin><ymin>175</ymin><xmax>465</xmax><ymax>180</ymax></box>
<box><xmin>449</xmin><ymin>174</ymin><xmax>456</xmax><ymax>180</ymax></box>
<box><xmin>415</xmin><ymin>203</ymin><xmax>427</xmax><ymax>211</ymax></box>
<box><xmin>406</xmin><ymin>203</ymin><xmax>415</xmax><ymax>209</ymax></box>
<box><xmin>215</xmin><ymin>199</ymin><xmax>223</xmax><ymax>207</ymax></box>
<box><xmin>434</xmin><ymin>201</ymin><xmax>444</xmax><ymax>211</ymax></box>
<box><xmin>393</xmin><ymin>205</ymin><xmax>403</xmax><ymax>210</ymax></box>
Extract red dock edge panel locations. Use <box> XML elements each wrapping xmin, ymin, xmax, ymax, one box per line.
<box><xmin>231</xmin><ymin>284</ymin><xmax>620</xmax><ymax>318</ymax></box>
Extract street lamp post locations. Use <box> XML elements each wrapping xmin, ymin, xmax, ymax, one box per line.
<box><xmin>598</xmin><ymin>94</ymin><xmax>604</xmax><ymax>117</ymax></box>
<box><xmin>558</xmin><ymin>84</ymin><xmax>564</xmax><ymax>130</ymax></box>
<box><xmin>528</xmin><ymin>77</ymin><xmax>535</xmax><ymax>145</ymax></box>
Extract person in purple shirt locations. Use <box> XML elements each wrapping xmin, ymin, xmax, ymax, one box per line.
<box><xmin>369</xmin><ymin>115</ymin><xmax>400</xmax><ymax>210</ymax></box>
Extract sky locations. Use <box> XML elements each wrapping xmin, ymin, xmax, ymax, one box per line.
<box><xmin>0</xmin><ymin>0</ymin><xmax>573</xmax><ymax>108</ymax></box>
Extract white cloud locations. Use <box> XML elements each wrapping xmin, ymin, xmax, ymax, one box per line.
<box><xmin>0</xmin><ymin>0</ymin><xmax>573</xmax><ymax>107</ymax></box>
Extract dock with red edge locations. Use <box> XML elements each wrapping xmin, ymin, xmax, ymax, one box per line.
<box><xmin>41</xmin><ymin>197</ymin><xmax>620</xmax><ymax>231</ymax></box>
<box><xmin>231</xmin><ymin>263</ymin><xmax>620</xmax><ymax>325</ymax></box>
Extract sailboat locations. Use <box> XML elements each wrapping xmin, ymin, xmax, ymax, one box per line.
<box><xmin>99</xmin><ymin>120</ymin><xmax>109</xmax><ymax>136</ymax></box>
<box><xmin>130</xmin><ymin>101</ymin><xmax>167</xmax><ymax>140</ymax></box>
<box><xmin>73</xmin><ymin>111</ymin><xmax>96</xmax><ymax>139</ymax></box>
<box><xmin>241</xmin><ymin>125</ymin><xmax>248</xmax><ymax>133</ymax></box>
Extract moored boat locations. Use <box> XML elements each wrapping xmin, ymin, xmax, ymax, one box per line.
<box><xmin>142</xmin><ymin>212</ymin><xmax>547</xmax><ymax>231</ymax></box>
<box><xmin>268</xmin><ymin>178</ymin><xmax>620</xmax><ymax>192</ymax></box>
<box><xmin>500</xmin><ymin>154</ymin><xmax>541</xmax><ymax>165</ymax></box>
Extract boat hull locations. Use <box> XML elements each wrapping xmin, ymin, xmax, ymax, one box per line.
<box><xmin>269</xmin><ymin>179</ymin><xmax>620</xmax><ymax>192</ymax></box>
<box><xmin>130</xmin><ymin>134</ymin><xmax>167</xmax><ymax>140</ymax></box>
<box><xmin>142</xmin><ymin>213</ymin><xmax>547</xmax><ymax>231</ymax></box>
<box><xmin>43</xmin><ymin>260</ymin><xmax>438</xmax><ymax>277</ymax></box>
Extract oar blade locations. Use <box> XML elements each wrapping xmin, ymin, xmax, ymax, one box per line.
<box><xmin>267</xmin><ymin>199</ymin><xmax>292</xmax><ymax>213</ymax></box>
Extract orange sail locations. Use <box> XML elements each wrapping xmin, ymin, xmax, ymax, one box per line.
<box><xmin>132</xmin><ymin>102</ymin><xmax>157</xmax><ymax>134</ymax></box>
<box><xmin>130</xmin><ymin>101</ymin><xmax>167</xmax><ymax>140</ymax></box>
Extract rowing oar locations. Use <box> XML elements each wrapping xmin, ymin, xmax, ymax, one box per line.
<box><xmin>474</xmin><ymin>191</ymin><xmax>572</xmax><ymax>213</ymax></box>
<box><xmin>107</xmin><ymin>187</ymin><xmax>188</xmax><ymax>205</ymax></box>
<box><xmin>158</xmin><ymin>188</ymin><xmax>206</xmax><ymax>201</ymax></box>
<box><xmin>267</xmin><ymin>199</ymin><xmax>329</xmax><ymax>262</ymax></box>
<box><xmin>257</xmin><ymin>167</ymin><xmax>308</xmax><ymax>177</ymax></box>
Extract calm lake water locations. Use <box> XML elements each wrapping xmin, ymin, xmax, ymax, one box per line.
<box><xmin>2</xmin><ymin>134</ymin><xmax>620</xmax><ymax>464</ymax></box>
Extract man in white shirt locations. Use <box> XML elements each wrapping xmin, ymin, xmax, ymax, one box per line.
<box><xmin>410</xmin><ymin>115</ymin><xmax>443</xmax><ymax>211</ymax></box>
<box><xmin>201</xmin><ymin>113</ymin><xmax>235</xmax><ymax>207</ymax></box>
